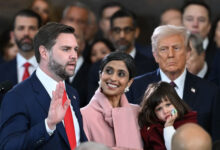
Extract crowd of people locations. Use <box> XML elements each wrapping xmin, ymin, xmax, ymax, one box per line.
<box><xmin>0</xmin><ymin>0</ymin><xmax>220</xmax><ymax>149</ymax></box>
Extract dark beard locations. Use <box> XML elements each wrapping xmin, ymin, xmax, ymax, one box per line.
<box><xmin>15</xmin><ymin>36</ymin><xmax>33</xmax><ymax>52</ymax></box>
<box><xmin>114</xmin><ymin>40</ymin><xmax>131</xmax><ymax>52</ymax></box>
<box><xmin>48</xmin><ymin>55</ymin><xmax>73</xmax><ymax>80</ymax></box>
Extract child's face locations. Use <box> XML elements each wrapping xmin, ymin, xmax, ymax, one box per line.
<box><xmin>154</xmin><ymin>99</ymin><xmax>177</xmax><ymax>122</ymax></box>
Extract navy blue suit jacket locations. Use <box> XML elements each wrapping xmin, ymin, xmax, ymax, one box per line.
<box><xmin>126</xmin><ymin>69</ymin><xmax>220</xmax><ymax>141</ymax></box>
<box><xmin>0</xmin><ymin>58</ymin><xmax>18</xmax><ymax>86</ymax></box>
<box><xmin>0</xmin><ymin>58</ymin><xmax>17</xmax><ymax>105</ymax></box>
<box><xmin>0</xmin><ymin>72</ymin><xmax>87</xmax><ymax>149</ymax></box>
<box><xmin>208</xmin><ymin>50</ymin><xmax>220</xmax><ymax>86</ymax></box>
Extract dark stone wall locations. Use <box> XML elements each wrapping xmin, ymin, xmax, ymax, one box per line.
<box><xmin>1</xmin><ymin>0</ymin><xmax>220</xmax><ymax>45</ymax></box>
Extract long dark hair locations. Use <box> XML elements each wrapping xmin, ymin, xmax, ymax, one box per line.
<box><xmin>138</xmin><ymin>81</ymin><xmax>191</xmax><ymax>128</ymax></box>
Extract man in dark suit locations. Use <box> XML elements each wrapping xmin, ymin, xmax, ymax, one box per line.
<box><xmin>182</xmin><ymin>0</ymin><xmax>219</xmax><ymax>69</ymax></box>
<box><xmin>208</xmin><ymin>50</ymin><xmax>220</xmax><ymax>86</ymax></box>
<box><xmin>126</xmin><ymin>25</ymin><xmax>220</xmax><ymax>141</ymax></box>
<box><xmin>0</xmin><ymin>23</ymin><xmax>87</xmax><ymax>149</ymax></box>
<box><xmin>0</xmin><ymin>9</ymin><xmax>41</xmax><ymax>86</ymax></box>
<box><xmin>0</xmin><ymin>9</ymin><xmax>41</xmax><ymax>105</ymax></box>
<box><xmin>87</xmin><ymin>9</ymin><xmax>157</xmax><ymax>101</ymax></box>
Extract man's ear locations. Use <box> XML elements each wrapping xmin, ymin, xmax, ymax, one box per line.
<box><xmin>186</xmin><ymin>48</ymin><xmax>191</xmax><ymax>61</ymax></box>
<box><xmin>10</xmin><ymin>31</ymin><xmax>15</xmax><ymax>39</ymax></box>
<box><xmin>39</xmin><ymin>45</ymin><xmax>48</xmax><ymax>60</ymax></box>
<box><xmin>135</xmin><ymin>27</ymin><xmax>140</xmax><ymax>39</ymax></box>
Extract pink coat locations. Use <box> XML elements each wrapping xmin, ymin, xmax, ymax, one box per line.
<box><xmin>80</xmin><ymin>88</ymin><xmax>143</xmax><ymax>150</ymax></box>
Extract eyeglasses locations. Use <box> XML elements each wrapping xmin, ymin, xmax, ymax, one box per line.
<box><xmin>112</xmin><ymin>27</ymin><xmax>135</xmax><ymax>34</ymax></box>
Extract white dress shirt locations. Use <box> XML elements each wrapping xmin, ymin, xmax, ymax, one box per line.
<box><xmin>203</xmin><ymin>37</ymin><xmax>209</xmax><ymax>50</ymax></box>
<box><xmin>36</xmin><ymin>67</ymin><xmax>81</xmax><ymax>146</ymax></box>
<box><xmin>160</xmin><ymin>68</ymin><xmax>187</xmax><ymax>99</ymax></box>
<box><xmin>197</xmin><ymin>62</ymin><xmax>208</xmax><ymax>78</ymax></box>
<box><xmin>16</xmin><ymin>53</ymin><xmax>38</xmax><ymax>83</ymax></box>
<box><xmin>129</xmin><ymin>48</ymin><xmax>136</xmax><ymax>58</ymax></box>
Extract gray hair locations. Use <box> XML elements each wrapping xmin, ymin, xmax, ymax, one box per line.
<box><xmin>151</xmin><ymin>25</ymin><xmax>189</xmax><ymax>52</ymax></box>
<box><xmin>75</xmin><ymin>142</ymin><xmax>111</xmax><ymax>150</ymax></box>
<box><xmin>62</xmin><ymin>1</ymin><xmax>90</xmax><ymax>19</ymax></box>
<box><xmin>189</xmin><ymin>33</ymin><xmax>204</xmax><ymax>55</ymax></box>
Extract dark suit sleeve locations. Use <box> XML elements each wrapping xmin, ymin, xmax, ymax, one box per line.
<box><xmin>0</xmin><ymin>91</ymin><xmax>50</xmax><ymax>149</ymax></box>
<box><xmin>211</xmin><ymin>88</ymin><xmax>220</xmax><ymax>141</ymax></box>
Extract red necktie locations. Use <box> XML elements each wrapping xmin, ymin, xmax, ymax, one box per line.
<box><xmin>62</xmin><ymin>90</ymin><xmax>77</xmax><ymax>150</ymax></box>
<box><xmin>22</xmin><ymin>62</ymin><xmax>31</xmax><ymax>81</ymax></box>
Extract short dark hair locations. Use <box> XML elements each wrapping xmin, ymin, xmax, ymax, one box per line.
<box><xmin>138</xmin><ymin>81</ymin><xmax>191</xmax><ymax>128</ymax></box>
<box><xmin>87</xmin><ymin>38</ymin><xmax>115</xmax><ymax>63</ymax></box>
<box><xmin>110</xmin><ymin>9</ymin><xmax>138</xmax><ymax>29</ymax></box>
<box><xmin>12</xmin><ymin>9</ymin><xmax>42</xmax><ymax>29</ymax></box>
<box><xmin>99</xmin><ymin>51</ymin><xmax>136</xmax><ymax>80</ymax></box>
<box><xmin>91</xmin><ymin>38</ymin><xmax>115</xmax><ymax>52</ymax></box>
<box><xmin>99</xmin><ymin>2</ymin><xmax>124</xmax><ymax>19</ymax></box>
<box><xmin>181</xmin><ymin>0</ymin><xmax>211</xmax><ymax>22</ymax></box>
<box><xmin>33</xmin><ymin>22</ymin><xmax>75</xmax><ymax>63</ymax></box>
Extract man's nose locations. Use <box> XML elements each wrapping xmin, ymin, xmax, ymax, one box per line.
<box><xmin>119</xmin><ymin>30</ymin><xmax>125</xmax><ymax>38</ymax></box>
<box><xmin>168</xmin><ymin>48</ymin><xmax>174</xmax><ymax>57</ymax></box>
<box><xmin>23</xmin><ymin>28</ymin><xmax>30</xmax><ymax>35</ymax></box>
<box><xmin>192</xmin><ymin>19</ymin><xmax>199</xmax><ymax>27</ymax></box>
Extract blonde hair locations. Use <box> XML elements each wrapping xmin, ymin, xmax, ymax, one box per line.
<box><xmin>151</xmin><ymin>25</ymin><xmax>190</xmax><ymax>52</ymax></box>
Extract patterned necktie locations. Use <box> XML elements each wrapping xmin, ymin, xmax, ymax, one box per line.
<box><xmin>170</xmin><ymin>81</ymin><xmax>177</xmax><ymax>88</ymax></box>
<box><xmin>22</xmin><ymin>62</ymin><xmax>31</xmax><ymax>81</ymax></box>
<box><xmin>62</xmin><ymin>90</ymin><xmax>77</xmax><ymax>150</ymax></box>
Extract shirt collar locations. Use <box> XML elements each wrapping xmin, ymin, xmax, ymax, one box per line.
<box><xmin>36</xmin><ymin>67</ymin><xmax>65</xmax><ymax>98</ymax></box>
<box><xmin>129</xmin><ymin>48</ymin><xmax>136</xmax><ymax>58</ymax></box>
<box><xmin>17</xmin><ymin>53</ymin><xmax>38</xmax><ymax>68</ymax></box>
<box><xmin>203</xmin><ymin>37</ymin><xmax>209</xmax><ymax>50</ymax></box>
<box><xmin>160</xmin><ymin>68</ymin><xmax>187</xmax><ymax>89</ymax></box>
<box><xmin>197</xmin><ymin>61</ymin><xmax>208</xmax><ymax>78</ymax></box>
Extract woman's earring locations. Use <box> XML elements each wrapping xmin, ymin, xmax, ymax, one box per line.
<box><xmin>98</xmin><ymin>80</ymin><xmax>101</xmax><ymax>87</ymax></box>
<box><xmin>124</xmin><ymin>86</ymin><xmax>129</xmax><ymax>93</ymax></box>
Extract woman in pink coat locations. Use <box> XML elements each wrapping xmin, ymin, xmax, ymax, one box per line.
<box><xmin>81</xmin><ymin>52</ymin><xmax>143</xmax><ymax>150</ymax></box>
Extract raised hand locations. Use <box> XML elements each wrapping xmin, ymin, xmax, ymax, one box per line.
<box><xmin>46</xmin><ymin>82</ymin><xmax>70</xmax><ymax>130</ymax></box>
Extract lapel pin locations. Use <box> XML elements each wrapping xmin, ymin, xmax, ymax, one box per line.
<box><xmin>73</xmin><ymin>95</ymin><xmax>76</xmax><ymax>99</ymax></box>
<box><xmin>191</xmin><ymin>88</ymin><xmax>196</xmax><ymax>93</ymax></box>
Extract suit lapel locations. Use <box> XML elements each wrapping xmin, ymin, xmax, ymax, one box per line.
<box><xmin>30</xmin><ymin>72</ymin><xmax>70</xmax><ymax>147</ymax></box>
<box><xmin>155</xmin><ymin>69</ymin><xmax>161</xmax><ymax>81</ymax></box>
<box><xmin>183</xmin><ymin>72</ymin><xmax>198</xmax><ymax>108</ymax></box>
<box><xmin>31</xmin><ymin>72</ymin><xmax>51</xmax><ymax>114</ymax></box>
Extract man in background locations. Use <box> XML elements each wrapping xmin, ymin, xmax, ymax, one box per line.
<box><xmin>182</xmin><ymin>0</ymin><xmax>218</xmax><ymax>68</ymax></box>
<box><xmin>0</xmin><ymin>9</ymin><xmax>41</xmax><ymax>86</ymax></box>
<box><xmin>172</xmin><ymin>123</ymin><xmax>212</xmax><ymax>150</ymax></box>
<box><xmin>98</xmin><ymin>2</ymin><xmax>123</xmax><ymax>40</ymax></box>
<box><xmin>160</xmin><ymin>8</ymin><xmax>182</xmax><ymax>26</ymax></box>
